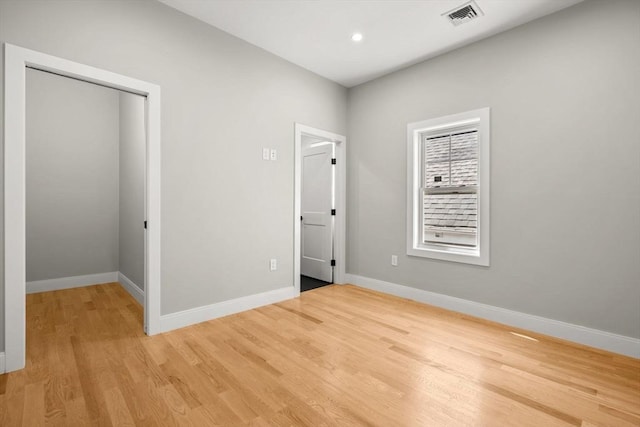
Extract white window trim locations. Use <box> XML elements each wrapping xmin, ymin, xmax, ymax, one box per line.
<box><xmin>406</xmin><ymin>107</ymin><xmax>490</xmax><ymax>266</ymax></box>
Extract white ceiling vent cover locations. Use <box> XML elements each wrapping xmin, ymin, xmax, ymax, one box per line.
<box><xmin>443</xmin><ymin>1</ymin><xmax>484</xmax><ymax>26</ymax></box>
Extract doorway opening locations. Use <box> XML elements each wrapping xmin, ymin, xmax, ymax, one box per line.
<box><xmin>301</xmin><ymin>138</ymin><xmax>335</xmax><ymax>291</ymax></box>
<box><xmin>25</xmin><ymin>66</ymin><xmax>146</xmax><ymax>318</ymax></box>
<box><xmin>4</xmin><ymin>43</ymin><xmax>161</xmax><ymax>373</ymax></box>
<box><xmin>294</xmin><ymin>124</ymin><xmax>346</xmax><ymax>294</ymax></box>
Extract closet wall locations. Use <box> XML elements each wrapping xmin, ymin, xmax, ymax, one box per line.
<box><xmin>26</xmin><ymin>69</ymin><xmax>120</xmax><ymax>282</ymax></box>
<box><xmin>119</xmin><ymin>92</ymin><xmax>146</xmax><ymax>292</ymax></box>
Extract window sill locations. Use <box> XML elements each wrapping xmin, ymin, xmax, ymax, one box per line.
<box><xmin>407</xmin><ymin>244</ymin><xmax>489</xmax><ymax>266</ymax></box>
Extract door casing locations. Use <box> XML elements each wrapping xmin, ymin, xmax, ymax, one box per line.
<box><xmin>294</xmin><ymin>123</ymin><xmax>346</xmax><ymax>294</ymax></box>
<box><xmin>3</xmin><ymin>43</ymin><xmax>162</xmax><ymax>373</ymax></box>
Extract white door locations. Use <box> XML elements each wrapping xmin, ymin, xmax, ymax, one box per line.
<box><xmin>301</xmin><ymin>143</ymin><xmax>334</xmax><ymax>282</ymax></box>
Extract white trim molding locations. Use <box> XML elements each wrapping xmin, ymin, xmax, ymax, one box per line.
<box><xmin>26</xmin><ymin>272</ymin><xmax>118</xmax><ymax>294</ymax></box>
<box><xmin>4</xmin><ymin>43</ymin><xmax>162</xmax><ymax>373</ymax></box>
<box><xmin>407</xmin><ymin>107</ymin><xmax>490</xmax><ymax>266</ymax></box>
<box><xmin>294</xmin><ymin>123</ymin><xmax>347</xmax><ymax>293</ymax></box>
<box><xmin>158</xmin><ymin>286</ymin><xmax>297</xmax><ymax>333</ymax></box>
<box><xmin>0</xmin><ymin>352</ymin><xmax>5</xmax><ymax>374</ymax></box>
<box><xmin>345</xmin><ymin>274</ymin><xmax>640</xmax><ymax>358</ymax></box>
<box><xmin>118</xmin><ymin>272</ymin><xmax>145</xmax><ymax>306</ymax></box>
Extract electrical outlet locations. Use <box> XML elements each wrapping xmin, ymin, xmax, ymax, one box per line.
<box><xmin>391</xmin><ymin>255</ymin><xmax>398</xmax><ymax>266</ymax></box>
<box><xmin>270</xmin><ymin>259</ymin><xmax>277</xmax><ymax>271</ymax></box>
<box><xmin>270</xmin><ymin>149</ymin><xmax>277</xmax><ymax>161</ymax></box>
<box><xmin>262</xmin><ymin>148</ymin><xmax>270</xmax><ymax>160</ymax></box>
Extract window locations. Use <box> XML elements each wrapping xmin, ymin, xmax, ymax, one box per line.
<box><xmin>407</xmin><ymin>108</ymin><xmax>490</xmax><ymax>266</ymax></box>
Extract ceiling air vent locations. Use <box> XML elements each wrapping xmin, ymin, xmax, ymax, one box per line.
<box><xmin>443</xmin><ymin>1</ymin><xmax>484</xmax><ymax>26</ymax></box>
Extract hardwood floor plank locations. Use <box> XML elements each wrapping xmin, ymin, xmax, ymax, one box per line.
<box><xmin>0</xmin><ymin>283</ymin><xmax>638</xmax><ymax>426</ymax></box>
<box><xmin>0</xmin><ymin>371</ymin><xmax>26</xmax><ymax>426</ymax></box>
<box><xmin>69</xmin><ymin>336</ymin><xmax>110</xmax><ymax>424</ymax></box>
<box><xmin>22</xmin><ymin>382</ymin><xmax>45</xmax><ymax>427</ymax></box>
<box><xmin>218</xmin><ymin>389</ymin><xmax>260</xmax><ymax>423</ymax></box>
<box><xmin>0</xmin><ymin>371</ymin><xmax>8</xmax><ymax>396</ymax></box>
<box><xmin>63</xmin><ymin>397</ymin><xmax>92</xmax><ymax>426</ymax></box>
<box><xmin>103</xmin><ymin>387</ymin><xmax>136</xmax><ymax>427</ymax></box>
<box><xmin>132</xmin><ymin>378</ymin><xmax>177</xmax><ymax>426</ymax></box>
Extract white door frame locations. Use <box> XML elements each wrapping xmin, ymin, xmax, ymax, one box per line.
<box><xmin>3</xmin><ymin>43</ymin><xmax>162</xmax><ymax>373</ymax></box>
<box><xmin>294</xmin><ymin>123</ymin><xmax>346</xmax><ymax>293</ymax></box>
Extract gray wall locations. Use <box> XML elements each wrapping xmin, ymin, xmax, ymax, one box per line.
<box><xmin>26</xmin><ymin>69</ymin><xmax>120</xmax><ymax>282</ymax></box>
<box><xmin>0</xmin><ymin>0</ymin><xmax>347</xmax><ymax>351</ymax></box>
<box><xmin>347</xmin><ymin>0</ymin><xmax>640</xmax><ymax>338</ymax></box>
<box><xmin>119</xmin><ymin>92</ymin><xmax>146</xmax><ymax>291</ymax></box>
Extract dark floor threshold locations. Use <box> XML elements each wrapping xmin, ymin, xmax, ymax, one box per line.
<box><xmin>301</xmin><ymin>275</ymin><xmax>332</xmax><ymax>292</ymax></box>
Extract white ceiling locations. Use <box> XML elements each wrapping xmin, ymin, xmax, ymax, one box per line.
<box><xmin>158</xmin><ymin>0</ymin><xmax>584</xmax><ymax>87</ymax></box>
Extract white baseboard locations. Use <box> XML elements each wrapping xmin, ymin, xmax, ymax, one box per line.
<box><xmin>159</xmin><ymin>286</ymin><xmax>298</xmax><ymax>333</ymax></box>
<box><xmin>117</xmin><ymin>272</ymin><xmax>144</xmax><ymax>305</ymax></box>
<box><xmin>345</xmin><ymin>274</ymin><xmax>640</xmax><ymax>358</ymax></box>
<box><xmin>26</xmin><ymin>271</ymin><xmax>119</xmax><ymax>294</ymax></box>
<box><xmin>0</xmin><ymin>352</ymin><xmax>5</xmax><ymax>374</ymax></box>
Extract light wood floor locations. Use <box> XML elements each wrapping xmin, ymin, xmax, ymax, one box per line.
<box><xmin>0</xmin><ymin>283</ymin><xmax>638</xmax><ymax>426</ymax></box>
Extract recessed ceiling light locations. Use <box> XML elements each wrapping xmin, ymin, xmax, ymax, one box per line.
<box><xmin>351</xmin><ymin>33</ymin><xmax>363</xmax><ymax>42</ymax></box>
